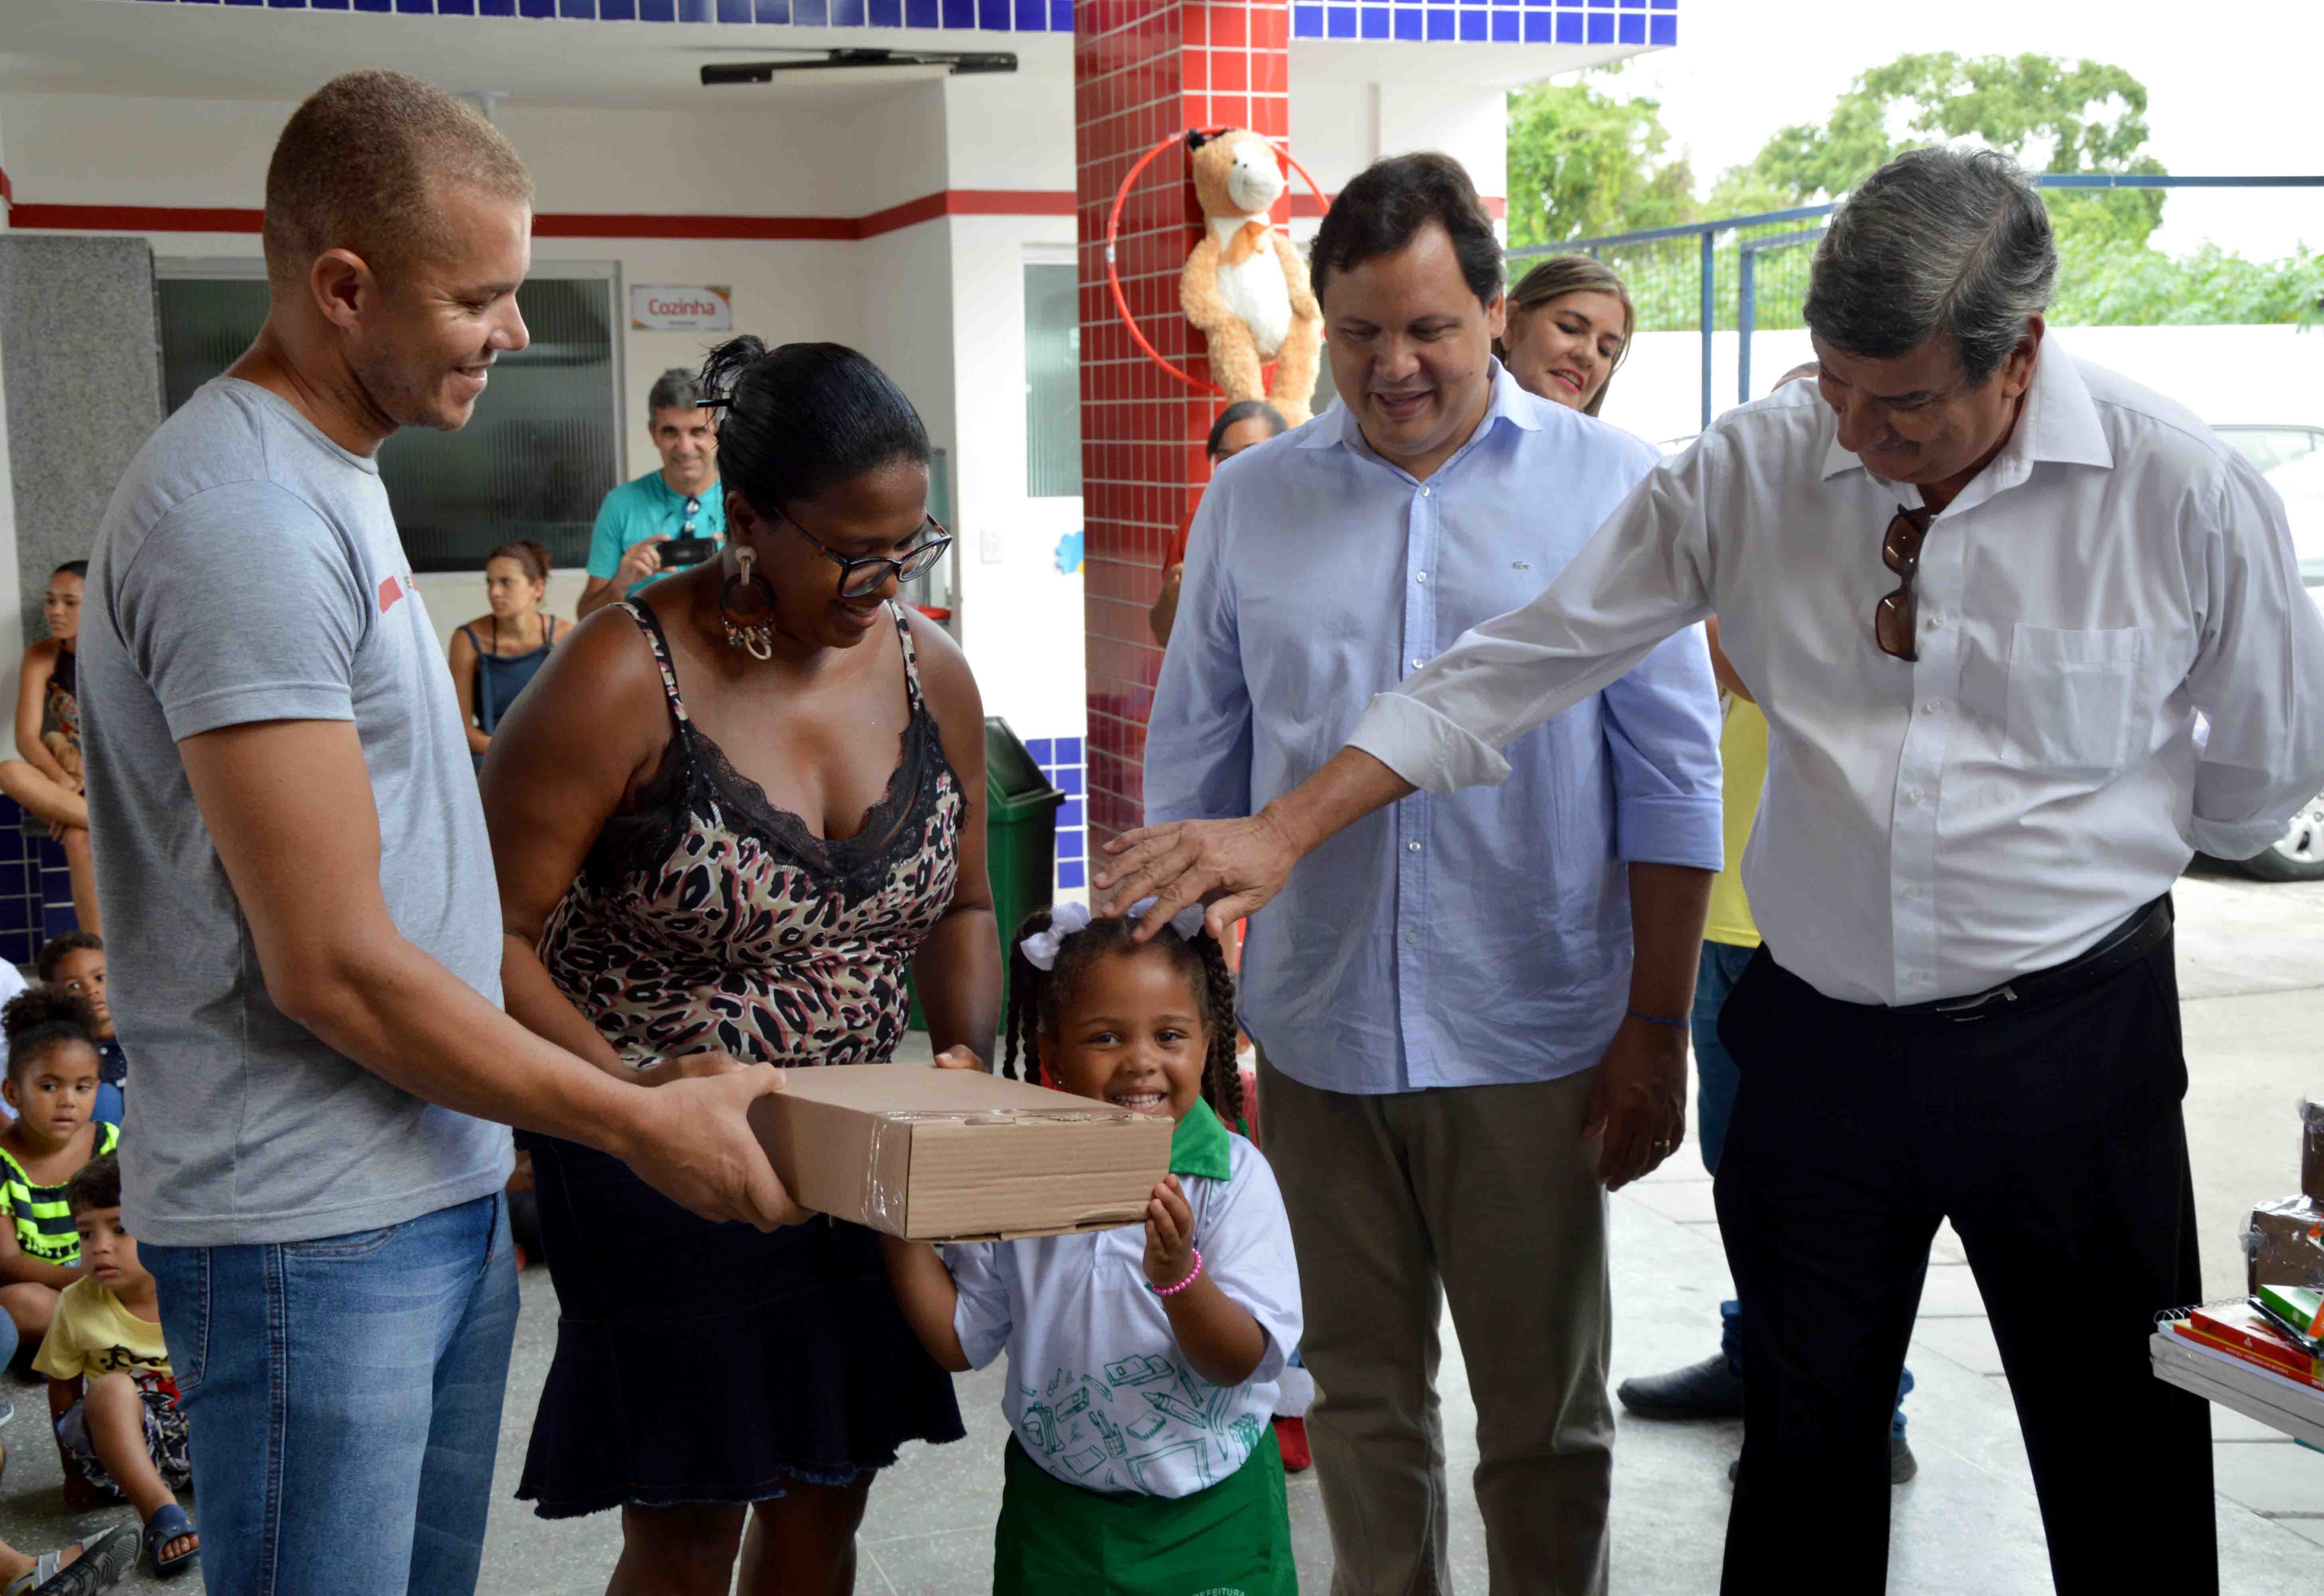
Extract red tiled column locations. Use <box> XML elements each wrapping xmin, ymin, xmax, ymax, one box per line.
<box><xmin>1076</xmin><ymin>0</ymin><xmax>1290</xmax><ymax>849</ymax></box>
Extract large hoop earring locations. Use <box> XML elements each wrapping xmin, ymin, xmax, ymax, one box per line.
<box><xmin>719</xmin><ymin>546</ymin><xmax>777</xmax><ymax>661</ymax></box>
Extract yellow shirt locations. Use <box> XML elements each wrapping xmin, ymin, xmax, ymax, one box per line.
<box><xmin>33</xmin><ymin>1277</ymin><xmax>172</xmax><ymax>1385</ymax></box>
<box><xmin>1703</xmin><ymin>699</ymin><xmax>1769</xmax><ymax>949</ymax></box>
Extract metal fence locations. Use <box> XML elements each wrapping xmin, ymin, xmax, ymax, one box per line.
<box><xmin>1508</xmin><ymin>175</ymin><xmax>2324</xmax><ymax>429</ymax></box>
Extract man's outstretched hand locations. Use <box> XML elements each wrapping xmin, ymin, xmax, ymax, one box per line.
<box><xmin>1094</xmin><ymin>812</ymin><xmax>1304</xmax><ymax>941</ymax></box>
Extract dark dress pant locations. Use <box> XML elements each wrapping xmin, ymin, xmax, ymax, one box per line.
<box><xmin>1713</xmin><ymin>933</ymin><xmax>2216</xmax><ymax>1595</ymax></box>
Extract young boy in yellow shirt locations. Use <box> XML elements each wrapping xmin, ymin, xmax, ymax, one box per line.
<box><xmin>33</xmin><ymin>1154</ymin><xmax>198</xmax><ymax>1580</ymax></box>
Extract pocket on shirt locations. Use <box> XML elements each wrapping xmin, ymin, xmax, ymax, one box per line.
<box><xmin>2003</xmin><ymin>624</ymin><xmax>2142</xmax><ymax>774</ymax></box>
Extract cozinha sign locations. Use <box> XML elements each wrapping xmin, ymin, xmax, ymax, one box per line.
<box><xmin>630</xmin><ymin>284</ymin><xmax>734</xmax><ymax>332</ymax></box>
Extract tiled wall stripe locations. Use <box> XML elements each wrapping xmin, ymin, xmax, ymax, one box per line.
<box><xmin>1024</xmin><ymin>736</ymin><xmax>1088</xmax><ymax>892</ymax></box>
<box><xmin>118</xmin><ymin>0</ymin><xmax>1676</xmax><ymax>44</ymax></box>
<box><xmin>2</xmin><ymin>189</ymin><xmax>1082</xmax><ymax>243</ymax></box>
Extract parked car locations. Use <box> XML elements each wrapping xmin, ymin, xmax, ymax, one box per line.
<box><xmin>2215</xmin><ymin>424</ymin><xmax>2324</xmax><ymax>476</ymax></box>
<box><xmin>2228</xmin><ymin>444</ymin><xmax>2324</xmax><ymax>880</ymax></box>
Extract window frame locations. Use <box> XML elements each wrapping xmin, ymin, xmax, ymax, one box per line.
<box><xmin>155</xmin><ymin>256</ymin><xmax>630</xmax><ymax>563</ymax></box>
<box><xmin>1021</xmin><ymin>244</ymin><xmax>1083</xmax><ymax>502</ymax></box>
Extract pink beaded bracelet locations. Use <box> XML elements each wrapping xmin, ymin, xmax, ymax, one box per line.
<box><xmin>1150</xmin><ymin>1246</ymin><xmax>1204</xmax><ymax>1297</ymax></box>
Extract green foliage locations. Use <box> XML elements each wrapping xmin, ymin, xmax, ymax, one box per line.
<box><xmin>2051</xmin><ymin>240</ymin><xmax>2324</xmax><ymax>327</ymax></box>
<box><xmin>1503</xmin><ymin>53</ymin><xmax>2324</xmax><ymax>332</ymax></box>
<box><xmin>1505</xmin><ymin>67</ymin><xmax>1700</xmax><ymax>247</ymax></box>
<box><xmin>1735</xmin><ymin>51</ymin><xmax>2166</xmax><ymax>247</ymax></box>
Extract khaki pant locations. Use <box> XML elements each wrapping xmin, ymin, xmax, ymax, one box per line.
<box><xmin>1259</xmin><ymin>1050</ymin><xmax>1612</xmax><ymax>1596</ymax></box>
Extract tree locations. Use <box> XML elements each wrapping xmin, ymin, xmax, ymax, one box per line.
<box><xmin>1505</xmin><ymin>67</ymin><xmax>1699</xmax><ymax>248</ymax></box>
<box><xmin>2053</xmin><ymin>241</ymin><xmax>2324</xmax><ymax>327</ymax></box>
<box><xmin>1726</xmin><ymin>52</ymin><xmax>2167</xmax><ymax>247</ymax></box>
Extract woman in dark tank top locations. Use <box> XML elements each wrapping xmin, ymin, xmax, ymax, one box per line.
<box><xmin>477</xmin><ymin>340</ymin><xmax>997</xmax><ymax>1595</ymax></box>
<box><xmin>449</xmin><ymin>539</ymin><xmax>564</xmax><ymax>776</ymax></box>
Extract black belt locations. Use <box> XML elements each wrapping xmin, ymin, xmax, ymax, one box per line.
<box><xmin>1887</xmin><ymin>895</ymin><xmax>2174</xmax><ymax>1023</ymax></box>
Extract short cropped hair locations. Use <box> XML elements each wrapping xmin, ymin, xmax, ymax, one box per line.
<box><xmin>35</xmin><ymin>931</ymin><xmax>101</xmax><ymax>985</ymax></box>
<box><xmin>1803</xmin><ymin>146</ymin><xmax>2055</xmax><ymax>388</ymax></box>
<box><xmin>648</xmin><ymin>369</ymin><xmax>710</xmax><ymax>416</ymax></box>
<box><xmin>65</xmin><ymin>1152</ymin><xmax>121</xmax><ymax>1218</ymax></box>
<box><xmin>1310</xmin><ymin>153</ymin><xmax>1502</xmax><ymax>306</ymax></box>
<box><xmin>263</xmin><ymin>70</ymin><xmax>534</xmax><ymax>296</ymax></box>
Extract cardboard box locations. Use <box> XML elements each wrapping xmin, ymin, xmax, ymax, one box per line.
<box><xmin>2247</xmin><ymin>1196</ymin><xmax>2324</xmax><ymax>1294</ymax></box>
<box><xmin>748</xmin><ymin>1064</ymin><xmax>1176</xmax><ymax>1242</ymax></box>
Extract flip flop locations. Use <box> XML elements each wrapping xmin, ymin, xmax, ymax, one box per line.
<box><xmin>140</xmin><ymin>1503</ymin><xmax>198</xmax><ymax>1580</ymax></box>
<box><xmin>5</xmin><ymin>1523</ymin><xmax>136</xmax><ymax>1596</ymax></box>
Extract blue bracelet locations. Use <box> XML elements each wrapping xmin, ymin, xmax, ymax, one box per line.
<box><xmin>1626</xmin><ymin>1007</ymin><xmax>1689</xmax><ymax>1029</ymax></box>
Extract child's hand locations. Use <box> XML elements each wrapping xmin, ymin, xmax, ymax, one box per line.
<box><xmin>1143</xmin><ymin>1175</ymin><xmax>1196</xmax><ymax>1291</ymax></box>
<box><xmin>932</xmin><ymin>1046</ymin><xmax>988</xmax><ymax>1072</ymax></box>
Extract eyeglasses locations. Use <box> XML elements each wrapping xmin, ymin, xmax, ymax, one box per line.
<box><xmin>782</xmin><ymin>512</ymin><xmax>954</xmax><ymax>600</ymax></box>
<box><xmin>1875</xmin><ymin>503</ymin><xmax>1937</xmax><ymax>662</ymax></box>
<box><xmin>682</xmin><ymin>496</ymin><xmax>701</xmax><ymax>539</ymax></box>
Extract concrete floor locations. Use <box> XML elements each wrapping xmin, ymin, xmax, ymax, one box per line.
<box><xmin>1</xmin><ymin>862</ymin><xmax>2319</xmax><ymax>1592</ymax></box>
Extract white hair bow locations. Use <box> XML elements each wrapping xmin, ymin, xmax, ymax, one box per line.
<box><xmin>1017</xmin><ymin>898</ymin><xmax>1209</xmax><ymax>971</ymax></box>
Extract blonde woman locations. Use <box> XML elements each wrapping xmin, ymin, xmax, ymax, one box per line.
<box><xmin>1496</xmin><ymin>255</ymin><xmax>1634</xmax><ymax>416</ymax></box>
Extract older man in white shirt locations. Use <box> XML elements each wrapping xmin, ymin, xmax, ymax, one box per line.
<box><xmin>1098</xmin><ymin>147</ymin><xmax>2324</xmax><ymax>1593</ymax></box>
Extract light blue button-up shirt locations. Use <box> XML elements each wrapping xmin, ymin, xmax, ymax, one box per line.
<box><xmin>1143</xmin><ymin>366</ymin><xmax>1724</xmax><ymax>1094</ymax></box>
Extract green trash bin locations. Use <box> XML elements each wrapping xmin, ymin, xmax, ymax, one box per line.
<box><xmin>907</xmin><ymin>716</ymin><xmax>1065</xmax><ymax>1033</ymax></box>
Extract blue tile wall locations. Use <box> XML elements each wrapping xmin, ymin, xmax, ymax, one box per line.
<box><xmin>124</xmin><ymin>0</ymin><xmax>1674</xmax><ymax>43</ymax></box>
<box><xmin>1305</xmin><ymin>0</ymin><xmax>1671</xmax><ymax>39</ymax></box>
<box><xmin>0</xmin><ymin>799</ymin><xmax>79</xmax><ymax>970</ymax></box>
<box><xmin>1023</xmin><ymin>736</ymin><xmax>1087</xmax><ymax>896</ymax></box>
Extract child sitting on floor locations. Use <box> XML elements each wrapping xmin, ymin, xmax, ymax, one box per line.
<box><xmin>883</xmin><ymin>900</ymin><xmax>1303</xmax><ymax>1596</ymax></box>
<box><xmin>0</xmin><ymin>991</ymin><xmax>117</xmax><ymax>1362</ymax></box>
<box><xmin>35</xmin><ymin>1153</ymin><xmax>197</xmax><ymax>1580</ymax></box>
<box><xmin>36</xmin><ymin>936</ymin><xmax>122</xmax><ymax>1130</ymax></box>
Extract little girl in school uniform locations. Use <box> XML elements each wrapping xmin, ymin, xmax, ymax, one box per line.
<box><xmin>883</xmin><ymin>899</ymin><xmax>1302</xmax><ymax>1596</ymax></box>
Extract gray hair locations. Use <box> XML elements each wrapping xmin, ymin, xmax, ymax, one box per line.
<box><xmin>1802</xmin><ymin>146</ymin><xmax>2056</xmax><ymax>387</ymax></box>
<box><xmin>646</xmin><ymin>367</ymin><xmax>708</xmax><ymax>415</ymax></box>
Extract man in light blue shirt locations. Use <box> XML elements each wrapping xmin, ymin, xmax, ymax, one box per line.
<box><xmin>574</xmin><ymin>367</ymin><xmax>725</xmax><ymax>619</ymax></box>
<box><xmin>1142</xmin><ymin>155</ymin><xmax>1721</xmax><ymax>1595</ymax></box>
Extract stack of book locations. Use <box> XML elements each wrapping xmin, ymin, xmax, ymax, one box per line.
<box><xmin>2154</xmin><ymin>1104</ymin><xmax>2324</xmax><ymax>1447</ymax></box>
<box><xmin>2151</xmin><ymin>1295</ymin><xmax>2324</xmax><ymax>1450</ymax></box>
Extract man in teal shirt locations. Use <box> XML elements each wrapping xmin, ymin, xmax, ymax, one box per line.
<box><xmin>575</xmin><ymin>367</ymin><xmax>724</xmax><ymax>618</ymax></box>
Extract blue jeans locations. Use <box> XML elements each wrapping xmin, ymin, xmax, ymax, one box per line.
<box><xmin>95</xmin><ymin>1082</ymin><xmax>123</xmax><ymax>1132</ymax></box>
<box><xmin>144</xmin><ymin>1192</ymin><xmax>519</xmax><ymax>1596</ymax></box>
<box><xmin>1694</xmin><ymin>942</ymin><xmax>1914</xmax><ymax>1439</ymax></box>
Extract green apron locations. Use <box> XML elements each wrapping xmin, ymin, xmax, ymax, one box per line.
<box><xmin>993</xmin><ymin>1424</ymin><xmax>1296</xmax><ymax>1596</ymax></box>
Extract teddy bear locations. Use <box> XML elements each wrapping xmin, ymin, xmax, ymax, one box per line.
<box><xmin>1180</xmin><ymin>129</ymin><xmax>1322</xmax><ymax>427</ymax></box>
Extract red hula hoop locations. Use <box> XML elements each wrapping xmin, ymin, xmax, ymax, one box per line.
<box><xmin>1103</xmin><ymin>131</ymin><xmax>1330</xmax><ymax>399</ymax></box>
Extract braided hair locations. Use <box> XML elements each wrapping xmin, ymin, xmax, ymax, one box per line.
<box><xmin>2</xmin><ymin>987</ymin><xmax>99</xmax><ymax>1082</ymax></box>
<box><xmin>1002</xmin><ymin>907</ymin><xmax>1245</xmax><ymax>1128</ymax></box>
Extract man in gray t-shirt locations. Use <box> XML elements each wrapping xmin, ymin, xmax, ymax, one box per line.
<box><xmin>79</xmin><ymin>71</ymin><xmax>800</xmax><ymax>1596</ymax></box>
<box><xmin>84</xmin><ymin>376</ymin><xmax>514</xmax><ymax>1243</ymax></box>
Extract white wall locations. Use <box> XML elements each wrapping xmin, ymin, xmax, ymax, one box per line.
<box><xmin>1291</xmin><ymin>78</ymin><xmax>1507</xmax><ymax>201</ymax></box>
<box><xmin>0</xmin><ymin>68</ymin><xmax>1520</xmax><ymax>756</ymax></box>
<box><xmin>942</xmin><ymin>209</ymin><xmax>1087</xmax><ymax>751</ymax></box>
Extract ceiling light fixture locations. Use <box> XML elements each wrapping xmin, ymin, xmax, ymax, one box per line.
<box><xmin>700</xmin><ymin>48</ymin><xmax>1017</xmax><ymax>85</ymax></box>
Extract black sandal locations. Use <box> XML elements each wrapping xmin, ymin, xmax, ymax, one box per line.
<box><xmin>10</xmin><ymin>1523</ymin><xmax>136</xmax><ymax>1595</ymax></box>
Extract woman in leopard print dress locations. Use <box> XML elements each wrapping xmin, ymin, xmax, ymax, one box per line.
<box><xmin>481</xmin><ymin>341</ymin><xmax>1000</xmax><ymax>1595</ymax></box>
